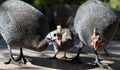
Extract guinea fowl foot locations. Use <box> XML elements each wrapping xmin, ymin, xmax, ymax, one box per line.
<box><xmin>4</xmin><ymin>58</ymin><xmax>24</xmax><ymax>65</ymax></box>
<box><xmin>90</xmin><ymin>61</ymin><xmax>110</xmax><ymax>69</ymax></box>
<box><xmin>60</xmin><ymin>56</ymin><xmax>69</xmax><ymax>60</ymax></box>
<box><xmin>4</xmin><ymin>58</ymin><xmax>11</xmax><ymax>64</ymax></box>
<box><xmin>4</xmin><ymin>56</ymin><xmax>27</xmax><ymax>65</ymax></box>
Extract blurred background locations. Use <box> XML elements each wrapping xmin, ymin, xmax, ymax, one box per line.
<box><xmin>21</xmin><ymin>0</ymin><xmax>120</xmax><ymax>10</ymax></box>
<box><xmin>24</xmin><ymin>0</ymin><xmax>120</xmax><ymax>41</ymax></box>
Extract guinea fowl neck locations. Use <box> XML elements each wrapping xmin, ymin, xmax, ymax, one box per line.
<box><xmin>35</xmin><ymin>40</ymin><xmax>48</xmax><ymax>51</ymax></box>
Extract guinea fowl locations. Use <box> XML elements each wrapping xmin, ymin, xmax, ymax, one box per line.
<box><xmin>72</xmin><ymin>0</ymin><xmax>119</xmax><ymax>68</ymax></box>
<box><xmin>0</xmin><ymin>0</ymin><xmax>49</xmax><ymax>64</ymax></box>
<box><xmin>53</xmin><ymin>28</ymin><xmax>74</xmax><ymax>59</ymax></box>
<box><xmin>67</xmin><ymin>11</ymin><xmax>109</xmax><ymax>55</ymax></box>
<box><xmin>0</xmin><ymin>0</ymin><xmax>74</xmax><ymax>65</ymax></box>
<box><xmin>45</xmin><ymin>25</ymin><xmax>74</xmax><ymax>59</ymax></box>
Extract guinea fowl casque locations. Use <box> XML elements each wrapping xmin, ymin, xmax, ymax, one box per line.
<box><xmin>72</xmin><ymin>0</ymin><xmax>119</xmax><ymax>68</ymax></box>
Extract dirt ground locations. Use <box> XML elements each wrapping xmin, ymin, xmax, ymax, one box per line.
<box><xmin>0</xmin><ymin>39</ymin><xmax>120</xmax><ymax>70</ymax></box>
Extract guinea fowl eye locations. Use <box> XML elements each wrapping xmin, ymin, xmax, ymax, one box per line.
<box><xmin>54</xmin><ymin>33</ymin><xmax>56</xmax><ymax>37</ymax></box>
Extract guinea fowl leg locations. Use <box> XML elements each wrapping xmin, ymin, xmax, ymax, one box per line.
<box><xmin>15</xmin><ymin>48</ymin><xmax>27</xmax><ymax>64</ymax></box>
<box><xmin>63</xmin><ymin>51</ymin><xmax>68</xmax><ymax>59</ymax></box>
<box><xmin>52</xmin><ymin>42</ymin><xmax>59</xmax><ymax>59</ymax></box>
<box><xmin>53</xmin><ymin>51</ymin><xmax>59</xmax><ymax>59</ymax></box>
<box><xmin>94</xmin><ymin>51</ymin><xmax>109</xmax><ymax>68</ymax></box>
<box><xmin>71</xmin><ymin>42</ymin><xmax>84</xmax><ymax>64</ymax></box>
<box><xmin>48</xmin><ymin>43</ymin><xmax>59</xmax><ymax>59</ymax></box>
<box><xmin>94</xmin><ymin>51</ymin><xmax>102</xmax><ymax>66</ymax></box>
<box><xmin>60</xmin><ymin>51</ymin><xmax>68</xmax><ymax>59</ymax></box>
<box><xmin>103</xmin><ymin>48</ymin><xmax>109</xmax><ymax>56</ymax></box>
<box><xmin>4</xmin><ymin>44</ymin><xmax>18</xmax><ymax>64</ymax></box>
<box><xmin>5</xmin><ymin>45</ymin><xmax>26</xmax><ymax>65</ymax></box>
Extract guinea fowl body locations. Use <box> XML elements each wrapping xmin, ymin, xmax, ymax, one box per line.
<box><xmin>58</xmin><ymin>28</ymin><xmax>74</xmax><ymax>51</ymax></box>
<box><xmin>0</xmin><ymin>0</ymin><xmax>49</xmax><ymax>51</ymax></box>
<box><xmin>71</xmin><ymin>0</ymin><xmax>120</xmax><ymax>68</ymax></box>
<box><xmin>51</xmin><ymin>28</ymin><xmax>74</xmax><ymax>58</ymax></box>
<box><xmin>74</xmin><ymin>0</ymin><xmax>119</xmax><ymax>50</ymax></box>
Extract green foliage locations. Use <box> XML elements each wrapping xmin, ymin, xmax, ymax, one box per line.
<box><xmin>36</xmin><ymin>0</ymin><xmax>59</xmax><ymax>9</ymax></box>
<box><xmin>34</xmin><ymin>0</ymin><xmax>41</xmax><ymax>5</ymax></box>
<box><xmin>109</xmin><ymin>0</ymin><xmax>120</xmax><ymax>10</ymax></box>
<box><xmin>22</xmin><ymin>0</ymin><xmax>87</xmax><ymax>9</ymax></box>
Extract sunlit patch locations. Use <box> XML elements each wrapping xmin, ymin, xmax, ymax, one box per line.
<box><xmin>101</xmin><ymin>60</ymin><xmax>114</xmax><ymax>64</ymax></box>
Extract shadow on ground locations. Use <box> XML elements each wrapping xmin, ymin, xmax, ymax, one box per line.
<box><xmin>0</xmin><ymin>39</ymin><xmax>120</xmax><ymax>70</ymax></box>
<box><xmin>17</xmin><ymin>56</ymin><xmax>96</xmax><ymax>70</ymax></box>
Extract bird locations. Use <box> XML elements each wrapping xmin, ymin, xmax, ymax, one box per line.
<box><xmin>0</xmin><ymin>0</ymin><xmax>49</xmax><ymax>65</ymax></box>
<box><xmin>0</xmin><ymin>0</ymin><xmax>75</xmax><ymax>65</ymax></box>
<box><xmin>72</xmin><ymin>0</ymin><xmax>119</xmax><ymax>68</ymax></box>
<box><xmin>52</xmin><ymin>28</ymin><xmax>74</xmax><ymax>59</ymax></box>
<box><xmin>45</xmin><ymin>25</ymin><xmax>74</xmax><ymax>59</ymax></box>
<box><xmin>67</xmin><ymin>12</ymin><xmax>110</xmax><ymax>55</ymax></box>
